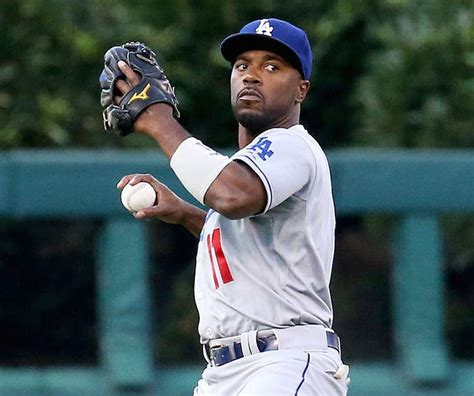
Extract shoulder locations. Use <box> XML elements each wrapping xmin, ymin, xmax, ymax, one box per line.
<box><xmin>239</xmin><ymin>125</ymin><xmax>320</xmax><ymax>162</ymax></box>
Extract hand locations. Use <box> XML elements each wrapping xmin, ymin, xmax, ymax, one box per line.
<box><xmin>117</xmin><ymin>173</ymin><xmax>187</xmax><ymax>224</ymax></box>
<box><xmin>100</xmin><ymin>42</ymin><xmax>179</xmax><ymax>135</ymax></box>
<box><xmin>113</xmin><ymin>61</ymin><xmax>139</xmax><ymax>104</ymax></box>
<box><xmin>114</xmin><ymin>62</ymin><xmax>173</xmax><ymax>133</ymax></box>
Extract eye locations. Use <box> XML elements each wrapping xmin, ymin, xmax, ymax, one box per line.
<box><xmin>264</xmin><ymin>64</ymin><xmax>278</xmax><ymax>72</ymax></box>
<box><xmin>235</xmin><ymin>63</ymin><xmax>248</xmax><ymax>71</ymax></box>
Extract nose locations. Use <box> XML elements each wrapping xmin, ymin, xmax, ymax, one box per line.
<box><xmin>243</xmin><ymin>68</ymin><xmax>261</xmax><ymax>85</ymax></box>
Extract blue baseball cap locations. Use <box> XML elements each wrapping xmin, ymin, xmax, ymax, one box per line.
<box><xmin>220</xmin><ymin>18</ymin><xmax>313</xmax><ymax>80</ymax></box>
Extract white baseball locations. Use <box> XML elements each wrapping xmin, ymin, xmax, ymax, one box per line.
<box><xmin>121</xmin><ymin>182</ymin><xmax>156</xmax><ymax>212</ymax></box>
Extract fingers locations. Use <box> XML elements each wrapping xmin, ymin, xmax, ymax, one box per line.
<box><xmin>118</xmin><ymin>61</ymin><xmax>141</xmax><ymax>86</ymax></box>
<box><xmin>133</xmin><ymin>198</ymin><xmax>171</xmax><ymax>220</ymax></box>
<box><xmin>117</xmin><ymin>174</ymin><xmax>135</xmax><ymax>189</ymax></box>
<box><xmin>113</xmin><ymin>62</ymin><xmax>142</xmax><ymax>104</ymax></box>
<box><xmin>115</xmin><ymin>79</ymin><xmax>131</xmax><ymax>95</ymax></box>
<box><xmin>118</xmin><ymin>175</ymin><xmax>161</xmax><ymax>220</ymax></box>
<box><xmin>117</xmin><ymin>173</ymin><xmax>183</xmax><ymax>223</ymax></box>
<box><xmin>133</xmin><ymin>207</ymin><xmax>157</xmax><ymax>220</ymax></box>
<box><xmin>128</xmin><ymin>174</ymin><xmax>160</xmax><ymax>188</ymax></box>
<box><xmin>117</xmin><ymin>173</ymin><xmax>160</xmax><ymax>189</ymax></box>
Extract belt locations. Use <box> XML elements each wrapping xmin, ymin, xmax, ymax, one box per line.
<box><xmin>206</xmin><ymin>329</ymin><xmax>341</xmax><ymax>367</ymax></box>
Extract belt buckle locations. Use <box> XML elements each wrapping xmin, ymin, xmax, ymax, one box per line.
<box><xmin>210</xmin><ymin>344</ymin><xmax>231</xmax><ymax>367</ymax></box>
<box><xmin>207</xmin><ymin>334</ymin><xmax>278</xmax><ymax>367</ymax></box>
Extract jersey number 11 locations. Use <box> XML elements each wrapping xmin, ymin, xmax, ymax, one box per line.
<box><xmin>206</xmin><ymin>228</ymin><xmax>234</xmax><ymax>289</ymax></box>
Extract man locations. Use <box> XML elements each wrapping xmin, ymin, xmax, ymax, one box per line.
<box><xmin>112</xmin><ymin>18</ymin><xmax>349</xmax><ymax>395</ymax></box>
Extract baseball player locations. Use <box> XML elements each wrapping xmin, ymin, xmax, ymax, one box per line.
<box><xmin>100</xmin><ymin>18</ymin><xmax>349</xmax><ymax>395</ymax></box>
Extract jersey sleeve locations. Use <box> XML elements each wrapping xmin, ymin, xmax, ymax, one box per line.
<box><xmin>231</xmin><ymin>130</ymin><xmax>314</xmax><ymax>214</ymax></box>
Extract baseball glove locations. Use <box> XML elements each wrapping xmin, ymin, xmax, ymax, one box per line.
<box><xmin>99</xmin><ymin>41</ymin><xmax>180</xmax><ymax>136</ymax></box>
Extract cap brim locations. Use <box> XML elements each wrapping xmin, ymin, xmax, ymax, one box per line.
<box><xmin>220</xmin><ymin>33</ymin><xmax>303</xmax><ymax>78</ymax></box>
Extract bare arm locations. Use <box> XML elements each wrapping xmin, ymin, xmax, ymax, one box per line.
<box><xmin>203</xmin><ymin>161</ymin><xmax>266</xmax><ymax>219</ymax></box>
<box><xmin>117</xmin><ymin>174</ymin><xmax>206</xmax><ymax>238</ymax></box>
<box><xmin>115</xmin><ymin>62</ymin><xmax>267</xmax><ymax>219</ymax></box>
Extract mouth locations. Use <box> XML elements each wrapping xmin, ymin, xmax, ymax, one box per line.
<box><xmin>237</xmin><ymin>88</ymin><xmax>263</xmax><ymax>102</ymax></box>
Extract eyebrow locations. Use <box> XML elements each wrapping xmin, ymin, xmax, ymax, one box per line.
<box><xmin>235</xmin><ymin>53</ymin><xmax>287</xmax><ymax>64</ymax></box>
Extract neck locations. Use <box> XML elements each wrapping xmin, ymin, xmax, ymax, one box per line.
<box><xmin>237</xmin><ymin>109</ymin><xmax>300</xmax><ymax>149</ymax></box>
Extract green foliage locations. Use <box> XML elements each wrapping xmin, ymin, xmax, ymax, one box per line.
<box><xmin>1</xmin><ymin>0</ymin><xmax>471</xmax><ymax>149</ymax></box>
<box><xmin>1</xmin><ymin>0</ymin><xmax>473</xmax><ymax>366</ymax></box>
<box><xmin>355</xmin><ymin>1</ymin><xmax>474</xmax><ymax>147</ymax></box>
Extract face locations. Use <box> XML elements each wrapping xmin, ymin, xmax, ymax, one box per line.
<box><xmin>230</xmin><ymin>50</ymin><xmax>309</xmax><ymax>134</ymax></box>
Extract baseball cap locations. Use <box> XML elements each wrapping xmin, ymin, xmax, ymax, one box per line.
<box><xmin>220</xmin><ymin>18</ymin><xmax>313</xmax><ymax>80</ymax></box>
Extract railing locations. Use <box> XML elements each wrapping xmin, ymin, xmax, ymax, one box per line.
<box><xmin>0</xmin><ymin>149</ymin><xmax>473</xmax><ymax>395</ymax></box>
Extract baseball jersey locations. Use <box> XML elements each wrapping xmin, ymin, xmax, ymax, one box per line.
<box><xmin>194</xmin><ymin>124</ymin><xmax>336</xmax><ymax>342</ymax></box>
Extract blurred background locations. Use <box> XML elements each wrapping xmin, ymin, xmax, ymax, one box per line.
<box><xmin>0</xmin><ymin>0</ymin><xmax>473</xmax><ymax>395</ymax></box>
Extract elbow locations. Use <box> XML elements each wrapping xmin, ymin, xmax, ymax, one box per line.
<box><xmin>206</xmin><ymin>190</ymin><xmax>261</xmax><ymax>219</ymax></box>
<box><xmin>212</xmin><ymin>195</ymin><xmax>250</xmax><ymax>219</ymax></box>
<box><xmin>202</xmin><ymin>167</ymin><xmax>267</xmax><ymax>219</ymax></box>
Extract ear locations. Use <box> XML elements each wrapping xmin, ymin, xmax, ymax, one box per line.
<box><xmin>295</xmin><ymin>80</ymin><xmax>310</xmax><ymax>104</ymax></box>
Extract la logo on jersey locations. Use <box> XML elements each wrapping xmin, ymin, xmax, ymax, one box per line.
<box><xmin>248</xmin><ymin>137</ymin><xmax>274</xmax><ymax>160</ymax></box>
<box><xmin>255</xmin><ymin>19</ymin><xmax>273</xmax><ymax>36</ymax></box>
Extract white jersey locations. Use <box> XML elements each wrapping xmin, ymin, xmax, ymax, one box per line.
<box><xmin>194</xmin><ymin>124</ymin><xmax>336</xmax><ymax>342</ymax></box>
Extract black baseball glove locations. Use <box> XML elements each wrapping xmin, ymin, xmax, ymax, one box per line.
<box><xmin>99</xmin><ymin>42</ymin><xmax>180</xmax><ymax>136</ymax></box>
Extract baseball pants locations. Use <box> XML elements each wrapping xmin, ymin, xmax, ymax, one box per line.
<box><xmin>194</xmin><ymin>326</ymin><xmax>349</xmax><ymax>395</ymax></box>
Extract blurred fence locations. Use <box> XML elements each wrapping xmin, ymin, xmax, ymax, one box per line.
<box><xmin>0</xmin><ymin>149</ymin><xmax>473</xmax><ymax>396</ymax></box>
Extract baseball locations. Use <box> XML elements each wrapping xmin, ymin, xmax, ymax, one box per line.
<box><xmin>121</xmin><ymin>182</ymin><xmax>156</xmax><ymax>212</ymax></box>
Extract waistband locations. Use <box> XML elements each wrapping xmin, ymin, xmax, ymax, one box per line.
<box><xmin>204</xmin><ymin>325</ymin><xmax>341</xmax><ymax>367</ymax></box>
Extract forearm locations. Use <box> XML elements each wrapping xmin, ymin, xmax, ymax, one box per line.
<box><xmin>135</xmin><ymin>104</ymin><xmax>191</xmax><ymax>159</ymax></box>
<box><xmin>135</xmin><ymin>105</ymin><xmax>265</xmax><ymax>220</ymax></box>
<box><xmin>170</xmin><ymin>138</ymin><xmax>267</xmax><ymax>218</ymax></box>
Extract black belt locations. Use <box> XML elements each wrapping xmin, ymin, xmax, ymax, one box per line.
<box><xmin>207</xmin><ymin>330</ymin><xmax>341</xmax><ymax>367</ymax></box>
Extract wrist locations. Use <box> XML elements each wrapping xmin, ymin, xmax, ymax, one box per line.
<box><xmin>134</xmin><ymin>103</ymin><xmax>174</xmax><ymax>133</ymax></box>
<box><xmin>178</xmin><ymin>200</ymin><xmax>206</xmax><ymax>237</ymax></box>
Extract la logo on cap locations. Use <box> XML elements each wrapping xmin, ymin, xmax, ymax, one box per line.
<box><xmin>255</xmin><ymin>19</ymin><xmax>273</xmax><ymax>36</ymax></box>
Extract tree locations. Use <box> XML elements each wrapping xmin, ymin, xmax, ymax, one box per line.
<box><xmin>355</xmin><ymin>0</ymin><xmax>474</xmax><ymax>147</ymax></box>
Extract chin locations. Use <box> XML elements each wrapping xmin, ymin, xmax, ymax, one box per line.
<box><xmin>234</xmin><ymin>109</ymin><xmax>272</xmax><ymax>134</ymax></box>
